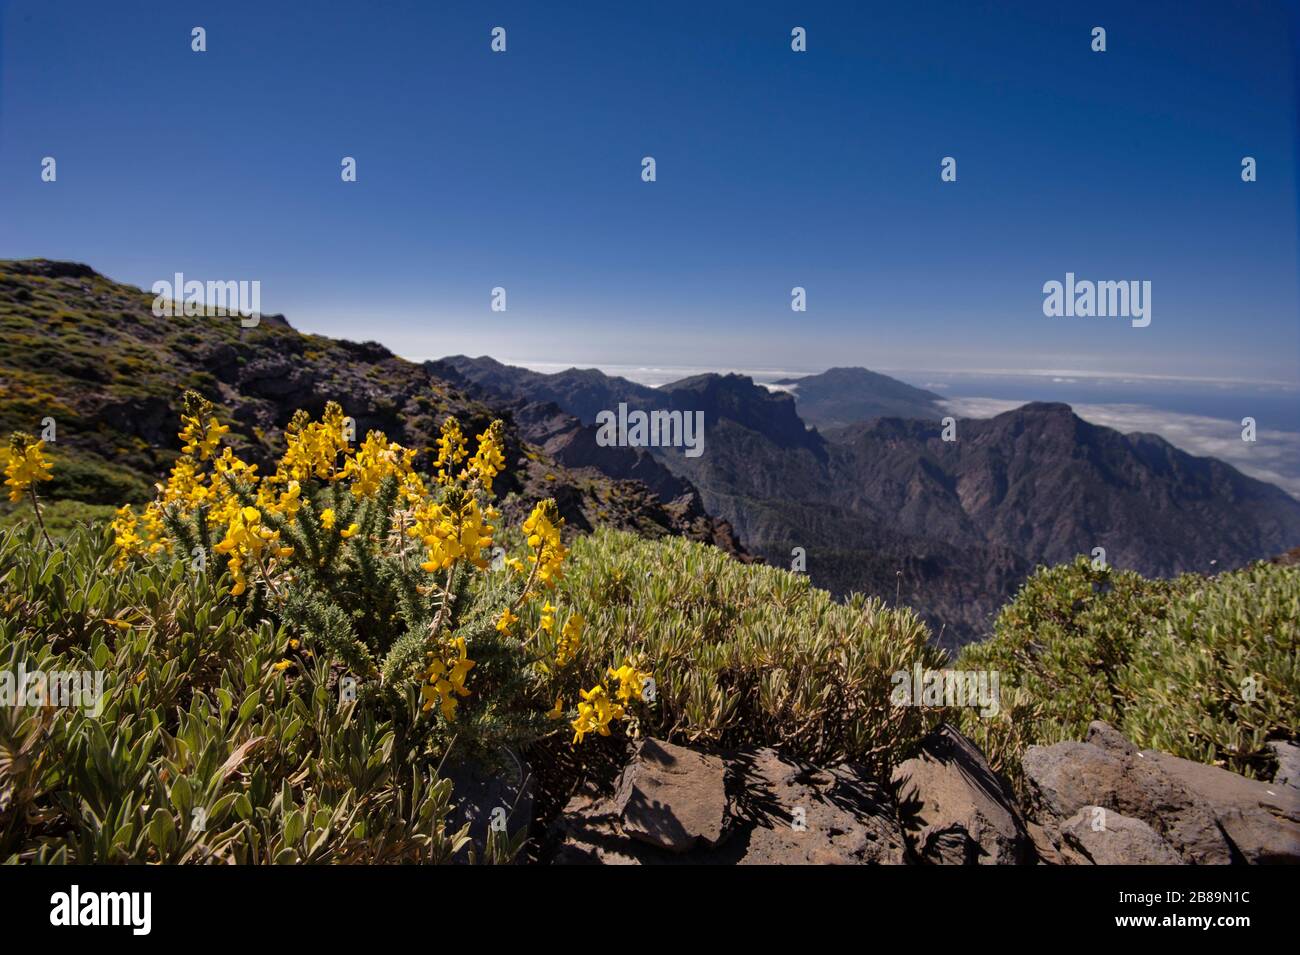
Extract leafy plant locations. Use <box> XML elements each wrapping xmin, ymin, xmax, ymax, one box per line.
<box><xmin>957</xmin><ymin>556</ymin><xmax>1299</xmax><ymax>787</ymax></box>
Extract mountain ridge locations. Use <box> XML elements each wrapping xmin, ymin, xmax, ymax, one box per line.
<box><xmin>439</xmin><ymin>354</ymin><xmax>1300</xmax><ymax>646</ymax></box>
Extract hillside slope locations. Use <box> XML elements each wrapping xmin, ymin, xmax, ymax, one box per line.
<box><xmin>0</xmin><ymin>259</ymin><xmax>743</xmax><ymax>553</ymax></box>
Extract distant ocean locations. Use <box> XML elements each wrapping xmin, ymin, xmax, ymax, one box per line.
<box><xmin>513</xmin><ymin>361</ymin><xmax>1300</xmax><ymax>499</ymax></box>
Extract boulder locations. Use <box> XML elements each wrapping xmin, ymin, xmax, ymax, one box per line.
<box><xmin>1022</xmin><ymin>723</ymin><xmax>1300</xmax><ymax>864</ymax></box>
<box><xmin>1143</xmin><ymin>750</ymin><xmax>1300</xmax><ymax>864</ymax></box>
<box><xmin>1022</xmin><ymin>736</ymin><xmax>1230</xmax><ymax>864</ymax></box>
<box><xmin>1086</xmin><ymin>720</ymin><xmax>1138</xmax><ymax>757</ymax></box>
<box><xmin>612</xmin><ymin>738</ymin><xmax>729</xmax><ymax>852</ymax></box>
<box><xmin>1057</xmin><ymin>806</ymin><xmax>1183</xmax><ymax>865</ymax></box>
<box><xmin>727</xmin><ymin>748</ymin><xmax>907</xmax><ymax>864</ymax></box>
<box><xmin>891</xmin><ymin>724</ymin><xmax>1031</xmax><ymax>864</ymax></box>
<box><xmin>1021</xmin><ymin>741</ymin><xmax>1128</xmax><ymax>820</ymax></box>
<box><xmin>1267</xmin><ymin>741</ymin><xmax>1300</xmax><ymax>789</ymax></box>
<box><xmin>550</xmin><ymin>741</ymin><xmax>906</xmax><ymax>864</ymax></box>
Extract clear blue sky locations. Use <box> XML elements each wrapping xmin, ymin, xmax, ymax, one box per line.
<box><xmin>1</xmin><ymin>0</ymin><xmax>1296</xmax><ymax>381</ymax></box>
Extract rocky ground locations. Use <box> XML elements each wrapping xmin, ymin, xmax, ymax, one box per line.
<box><xmin>468</xmin><ymin>724</ymin><xmax>1300</xmax><ymax>864</ymax></box>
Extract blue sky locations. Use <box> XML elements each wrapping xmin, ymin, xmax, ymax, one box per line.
<box><xmin>1</xmin><ymin>0</ymin><xmax>1296</xmax><ymax>381</ymax></box>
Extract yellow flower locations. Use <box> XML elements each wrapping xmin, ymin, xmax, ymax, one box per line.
<box><xmin>520</xmin><ymin>500</ymin><xmax>566</xmax><ymax>587</ymax></box>
<box><xmin>340</xmin><ymin>523</ymin><xmax>360</xmax><ymax>538</ymax></box>
<box><xmin>4</xmin><ymin>432</ymin><xmax>53</xmax><ymax>503</ymax></box>
<box><xmin>608</xmin><ymin>663</ymin><xmax>654</xmax><ymax>705</ymax></box>
<box><xmin>496</xmin><ymin>607</ymin><xmax>518</xmax><ymax>633</ymax></box>
<box><xmin>109</xmin><ymin>504</ymin><xmax>144</xmax><ymax>569</ymax></box>
<box><xmin>555</xmin><ymin>613</ymin><xmax>584</xmax><ymax>667</ymax></box>
<box><xmin>271</xmin><ymin>660</ymin><xmax>292</xmax><ymax>673</ymax></box>
<box><xmin>571</xmin><ymin>684</ymin><xmax>625</xmax><ymax>744</ymax></box>
<box><xmin>177</xmin><ymin>393</ymin><xmax>229</xmax><ymax>461</ymax></box>
<box><xmin>546</xmin><ymin>696</ymin><xmax>565</xmax><ymax>720</ymax></box>
<box><xmin>339</xmin><ymin>430</ymin><xmax>417</xmax><ymax>498</ymax></box>
<box><xmin>319</xmin><ymin>507</ymin><xmax>336</xmax><ymax>529</ymax></box>
<box><xmin>420</xmin><ymin>637</ymin><xmax>475</xmax><ymax>721</ymax></box>
<box><xmin>412</xmin><ymin>490</ymin><xmax>493</xmax><ymax>572</ymax></box>
<box><xmin>539</xmin><ymin>602</ymin><xmax>556</xmax><ymax>633</ymax></box>
<box><xmin>465</xmin><ymin>420</ymin><xmax>507</xmax><ymax>493</ymax></box>
<box><xmin>434</xmin><ymin>417</ymin><xmax>468</xmax><ymax>482</ymax></box>
<box><xmin>212</xmin><ymin>505</ymin><xmax>287</xmax><ymax>596</ymax></box>
<box><xmin>275</xmin><ymin>402</ymin><xmax>350</xmax><ymax>483</ymax></box>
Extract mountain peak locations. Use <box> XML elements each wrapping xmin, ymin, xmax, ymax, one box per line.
<box><xmin>774</xmin><ymin>366</ymin><xmax>945</xmax><ymax>430</ymax></box>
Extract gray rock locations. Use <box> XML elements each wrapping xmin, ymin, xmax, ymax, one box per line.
<box><xmin>729</xmin><ymin>748</ymin><xmax>907</xmax><ymax>864</ymax></box>
<box><xmin>550</xmin><ymin>743</ymin><xmax>907</xmax><ymax>864</ymax></box>
<box><xmin>613</xmin><ymin>738</ymin><xmax>728</xmax><ymax>852</ymax></box>
<box><xmin>1025</xmin><ymin>820</ymin><xmax>1064</xmax><ymax>865</ymax></box>
<box><xmin>1143</xmin><ymin>750</ymin><xmax>1300</xmax><ymax>864</ymax></box>
<box><xmin>1086</xmin><ymin>720</ymin><xmax>1138</xmax><ymax>757</ymax></box>
<box><xmin>1058</xmin><ymin>806</ymin><xmax>1184</xmax><ymax>865</ymax></box>
<box><xmin>1267</xmin><ymin>741</ymin><xmax>1300</xmax><ymax>789</ymax></box>
<box><xmin>1022</xmin><ymin>738</ymin><xmax>1230</xmax><ymax>864</ymax></box>
<box><xmin>891</xmin><ymin>724</ymin><xmax>1031</xmax><ymax>864</ymax></box>
<box><xmin>1021</xmin><ymin>741</ymin><xmax>1128</xmax><ymax>819</ymax></box>
<box><xmin>1023</xmin><ymin>723</ymin><xmax>1300</xmax><ymax>864</ymax></box>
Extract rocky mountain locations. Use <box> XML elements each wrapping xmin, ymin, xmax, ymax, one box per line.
<box><xmin>0</xmin><ymin>259</ymin><xmax>745</xmax><ymax>554</ymax></box>
<box><xmin>439</xmin><ymin>356</ymin><xmax>1300</xmax><ymax>648</ymax></box>
<box><xmin>429</xmin><ymin>355</ymin><xmax>663</xmax><ymax>424</ymax></box>
<box><xmin>772</xmin><ymin>366</ymin><xmax>945</xmax><ymax>430</ymax></box>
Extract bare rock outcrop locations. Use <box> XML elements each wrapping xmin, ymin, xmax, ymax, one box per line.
<box><xmin>891</xmin><ymin>724</ymin><xmax>1032</xmax><ymax>864</ymax></box>
<box><xmin>1022</xmin><ymin>721</ymin><xmax>1300</xmax><ymax>864</ymax></box>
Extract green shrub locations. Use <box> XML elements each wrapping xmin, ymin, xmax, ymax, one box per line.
<box><xmin>549</xmin><ymin>527</ymin><xmax>948</xmax><ymax>773</ymax></box>
<box><xmin>0</xmin><ymin>521</ymin><xmax>471</xmax><ymax>863</ymax></box>
<box><xmin>42</xmin><ymin>450</ymin><xmax>152</xmax><ymax>505</ymax></box>
<box><xmin>957</xmin><ymin>557</ymin><xmax>1299</xmax><ymax>787</ymax></box>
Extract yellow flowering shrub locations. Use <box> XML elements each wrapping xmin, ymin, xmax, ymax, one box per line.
<box><xmin>105</xmin><ymin>391</ymin><xmax>651</xmax><ymax>760</ymax></box>
<box><xmin>4</xmin><ymin>430</ymin><xmax>55</xmax><ymax>545</ymax></box>
<box><xmin>4</xmin><ymin>431</ymin><xmax>53</xmax><ymax>503</ymax></box>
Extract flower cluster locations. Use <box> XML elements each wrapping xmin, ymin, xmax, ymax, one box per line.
<box><xmin>212</xmin><ymin>505</ymin><xmax>294</xmax><ymax>596</ymax></box>
<box><xmin>103</xmin><ymin>393</ymin><xmax>652</xmax><ymax>745</ymax></box>
<box><xmin>555</xmin><ymin>613</ymin><xmax>584</xmax><ymax>667</ymax></box>
<box><xmin>570</xmin><ymin>684</ymin><xmax>624</xmax><ymax>743</ymax></box>
<box><xmin>3</xmin><ymin>432</ymin><xmax>53</xmax><ymax>503</ymax></box>
<box><xmin>511</xmin><ymin>499</ymin><xmax>567</xmax><ymax>591</ymax></box>
<box><xmin>433</xmin><ymin>417</ymin><xmax>467</xmax><ymax>482</ymax></box>
<box><xmin>568</xmin><ymin>662</ymin><xmax>652</xmax><ymax>743</ymax></box>
<box><xmin>276</xmin><ymin>403</ymin><xmax>350</xmax><ymax>483</ymax></box>
<box><xmin>178</xmin><ymin>392</ymin><xmax>230</xmax><ymax>461</ymax></box>
<box><xmin>464</xmin><ymin>420</ymin><xmax>506</xmax><ymax>494</ymax></box>
<box><xmin>340</xmin><ymin>430</ymin><xmax>423</xmax><ymax>502</ymax></box>
<box><xmin>421</xmin><ymin>637</ymin><xmax>475</xmax><ymax>721</ymax></box>
<box><xmin>410</xmin><ymin>487</ymin><xmax>494</xmax><ymax>572</ymax></box>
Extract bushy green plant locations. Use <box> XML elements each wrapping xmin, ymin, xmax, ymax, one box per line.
<box><xmin>548</xmin><ymin>527</ymin><xmax>948</xmax><ymax>773</ymax></box>
<box><xmin>957</xmin><ymin>556</ymin><xmax>1299</xmax><ymax>787</ymax></box>
<box><xmin>0</xmin><ymin>521</ymin><xmax>471</xmax><ymax>863</ymax></box>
